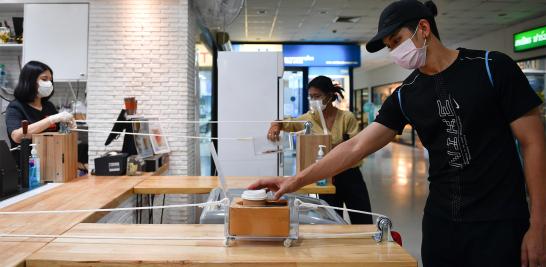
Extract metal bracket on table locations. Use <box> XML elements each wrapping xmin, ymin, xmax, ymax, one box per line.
<box><xmin>303</xmin><ymin>121</ymin><xmax>312</xmax><ymax>135</ymax></box>
<box><xmin>373</xmin><ymin>216</ymin><xmax>393</xmax><ymax>243</ymax></box>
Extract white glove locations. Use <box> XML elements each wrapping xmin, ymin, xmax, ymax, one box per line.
<box><xmin>48</xmin><ymin>111</ymin><xmax>74</xmax><ymax>124</ymax></box>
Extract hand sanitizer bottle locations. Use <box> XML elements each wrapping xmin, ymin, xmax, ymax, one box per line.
<box><xmin>315</xmin><ymin>145</ymin><xmax>327</xmax><ymax>186</ymax></box>
<box><xmin>28</xmin><ymin>144</ymin><xmax>41</xmax><ymax>189</ymax></box>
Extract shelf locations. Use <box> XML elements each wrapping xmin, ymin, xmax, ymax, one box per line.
<box><xmin>0</xmin><ymin>43</ymin><xmax>23</xmax><ymax>51</ymax></box>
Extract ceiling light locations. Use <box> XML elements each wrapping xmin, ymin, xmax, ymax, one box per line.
<box><xmin>334</xmin><ymin>16</ymin><xmax>361</xmax><ymax>23</ymax></box>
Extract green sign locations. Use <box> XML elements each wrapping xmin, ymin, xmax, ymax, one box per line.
<box><xmin>514</xmin><ymin>25</ymin><xmax>546</xmax><ymax>52</ymax></box>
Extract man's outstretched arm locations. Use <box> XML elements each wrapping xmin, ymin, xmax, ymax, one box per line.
<box><xmin>249</xmin><ymin>122</ymin><xmax>397</xmax><ymax>199</ymax></box>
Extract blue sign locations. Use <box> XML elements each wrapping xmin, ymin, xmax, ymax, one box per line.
<box><xmin>283</xmin><ymin>44</ymin><xmax>361</xmax><ymax>67</ymax></box>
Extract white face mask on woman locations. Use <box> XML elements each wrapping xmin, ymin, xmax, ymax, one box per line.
<box><xmin>389</xmin><ymin>26</ymin><xmax>428</xmax><ymax>69</ymax></box>
<box><xmin>309</xmin><ymin>99</ymin><xmax>326</xmax><ymax>113</ymax></box>
<box><xmin>37</xmin><ymin>80</ymin><xmax>54</xmax><ymax>98</ymax></box>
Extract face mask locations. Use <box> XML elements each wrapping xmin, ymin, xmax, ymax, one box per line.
<box><xmin>37</xmin><ymin>80</ymin><xmax>53</xmax><ymax>98</ymax></box>
<box><xmin>309</xmin><ymin>99</ymin><xmax>326</xmax><ymax>113</ymax></box>
<box><xmin>389</xmin><ymin>26</ymin><xmax>427</xmax><ymax>69</ymax></box>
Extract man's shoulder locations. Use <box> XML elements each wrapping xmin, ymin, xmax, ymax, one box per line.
<box><xmin>398</xmin><ymin>70</ymin><xmax>422</xmax><ymax>91</ymax></box>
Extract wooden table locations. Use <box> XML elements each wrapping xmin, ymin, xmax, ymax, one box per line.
<box><xmin>134</xmin><ymin>176</ymin><xmax>336</xmax><ymax>195</ymax></box>
<box><xmin>0</xmin><ymin>167</ymin><xmax>167</xmax><ymax>267</ymax></box>
<box><xmin>26</xmin><ymin>224</ymin><xmax>416</xmax><ymax>267</ymax></box>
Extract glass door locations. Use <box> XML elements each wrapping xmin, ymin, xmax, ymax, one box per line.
<box><xmin>281</xmin><ymin>67</ymin><xmax>307</xmax><ymax>176</ymax></box>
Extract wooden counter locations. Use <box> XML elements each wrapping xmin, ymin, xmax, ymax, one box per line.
<box><xmin>134</xmin><ymin>176</ymin><xmax>336</xmax><ymax>195</ymax></box>
<box><xmin>26</xmin><ymin>223</ymin><xmax>416</xmax><ymax>267</ymax></box>
<box><xmin>0</xmin><ymin>167</ymin><xmax>166</xmax><ymax>267</ymax></box>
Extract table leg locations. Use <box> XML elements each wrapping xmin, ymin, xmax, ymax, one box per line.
<box><xmin>160</xmin><ymin>194</ymin><xmax>166</xmax><ymax>224</ymax></box>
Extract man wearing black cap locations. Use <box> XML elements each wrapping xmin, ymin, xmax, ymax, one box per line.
<box><xmin>249</xmin><ymin>1</ymin><xmax>545</xmax><ymax>266</ymax></box>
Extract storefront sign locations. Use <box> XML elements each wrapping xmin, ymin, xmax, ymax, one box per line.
<box><xmin>283</xmin><ymin>44</ymin><xmax>361</xmax><ymax>67</ymax></box>
<box><xmin>514</xmin><ymin>25</ymin><xmax>546</xmax><ymax>52</ymax></box>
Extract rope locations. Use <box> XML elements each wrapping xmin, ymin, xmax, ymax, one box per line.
<box><xmin>300</xmin><ymin>232</ymin><xmax>379</xmax><ymax>239</ymax></box>
<box><xmin>0</xmin><ymin>232</ymin><xmax>380</xmax><ymax>241</ymax></box>
<box><xmin>0</xmin><ymin>199</ymin><xmax>228</xmax><ymax>215</ymax></box>
<box><xmin>0</xmin><ymin>233</ymin><xmax>225</xmax><ymax>241</ymax></box>
<box><xmin>0</xmin><ymin>199</ymin><xmax>389</xmax><ymax>241</ymax></box>
<box><xmin>295</xmin><ymin>200</ymin><xmax>388</xmax><ymax>219</ymax></box>
<box><xmin>77</xmin><ymin>120</ymin><xmax>308</xmax><ymax>124</ymax></box>
<box><xmin>71</xmin><ymin>128</ymin><xmax>253</xmax><ymax>141</ymax></box>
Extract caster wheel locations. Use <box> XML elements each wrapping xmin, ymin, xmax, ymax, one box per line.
<box><xmin>283</xmin><ymin>239</ymin><xmax>293</xmax><ymax>248</ymax></box>
<box><xmin>223</xmin><ymin>238</ymin><xmax>231</xmax><ymax>247</ymax></box>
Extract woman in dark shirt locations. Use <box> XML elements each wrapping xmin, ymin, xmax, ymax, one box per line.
<box><xmin>5</xmin><ymin>61</ymin><xmax>73</xmax><ymax>148</ymax></box>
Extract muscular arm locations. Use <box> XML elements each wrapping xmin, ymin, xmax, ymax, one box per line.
<box><xmin>511</xmin><ymin>108</ymin><xmax>546</xmax><ymax>224</ymax></box>
<box><xmin>511</xmin><ymin>108</ymin><xmax>546</xmax><ymax>267</ymax></box>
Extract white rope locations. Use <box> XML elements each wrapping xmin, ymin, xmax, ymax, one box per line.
<box><xmin>71</xmin><ymin>128</ymin><xmax>253</xmax><ymax>141</ymax></box>
<box><xmin>0</xmin><ymin>233</ymin><xmax>225</xmax><ymax>241</ymax></box>
<box><xmin>317</xmin><ymin>108</ymin><xmax>329</xmax><ymax>135</ymax></box>
<box><xmin>296</xmin><ymin>200</ymin><xmax>388</xmax><ymax>219</ymax></box>
<box><xmin>300</xmin><ymin>232</ymin><xmax>379</xmax><ymax>239</ymax></box>
<box><xmin>0</xmin><ymin>232</ymin><xmax>379</xmax><ymax>241</ymax></box>
<box><xmin>0</xmin><ymin>199</ymin><xmax>228</xmax><ymax>215</ymax></box>
<box><xmin>77</xmin><ymin>120</ymin><xmax>308</xmax><ymax>124</ymax></box>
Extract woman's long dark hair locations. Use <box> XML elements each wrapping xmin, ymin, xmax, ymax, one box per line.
<box><xmin>14</xmin><ymin>61</ymin><xmax>54</xmax><ymax>103</ymax></box>
<box><xmin>308</xmin><ymin>75</ymin><xmax>344</xmax><ymax>101</ymax></box>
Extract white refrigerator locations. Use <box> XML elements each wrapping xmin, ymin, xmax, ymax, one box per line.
<box><xmin>218</xmin><ymin>52</ymin><xmax>284</xmax><ymax>176</ymax></box>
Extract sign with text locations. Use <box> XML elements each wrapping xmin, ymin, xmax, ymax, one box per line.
<box><xmin>283</xmin><ymin>44</ymin><xmax>361</xmax><ymax>67</ymax></box>
<box><xmin>514</xmin><ymin>25</ymin><xmax>546</xmax><ymax>52</ymax></box>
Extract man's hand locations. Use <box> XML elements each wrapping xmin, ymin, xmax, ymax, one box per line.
<box><xmin>248</xmin><ymin>176</ymin><xmax>302</xmax><ymax>200</ymax></box>
<box><xmin>521</xmin><ymin>223</ymin><xmax>546</xmax><ymax>267</ymax></box>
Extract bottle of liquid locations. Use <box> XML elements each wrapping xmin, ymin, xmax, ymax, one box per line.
<box><xmin>315</xmin><ymin>145</ymin><xmax>327</xmax><ymax>186</ymax></box>
<box><xmin>0</xmin><ymin>64</ymin><xmax>7</xmax><ymax>88</ymax></box>
<box><xmin>28</xmin><ymin>144</ymin><xmax>41</xmax><ymax>189</ymax></box>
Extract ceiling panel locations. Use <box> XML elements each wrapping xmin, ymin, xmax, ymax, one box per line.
<box><xmin>224</xmin><ymin>0</ymin><xmax>546</xmax><ymax>69</ymax></box>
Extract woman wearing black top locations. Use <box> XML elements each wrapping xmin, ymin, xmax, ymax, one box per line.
<box><xmin>5</xmin><ymin>61</ymin><xmax>74</xmax><ymax>148</ymax></box>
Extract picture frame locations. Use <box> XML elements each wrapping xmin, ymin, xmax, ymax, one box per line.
<box><xmin>149</xmin><ymin>121</ymin><xmax>170</xmax><ymax>154</ymax></box>
<box><xmin>132</xmin><ymin>118</ymin><xmax>154</xmax><ymax>158</ymax></box>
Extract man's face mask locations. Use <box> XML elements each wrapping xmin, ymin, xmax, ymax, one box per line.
<box><xmin>389</xmin><ymin>25</ymin><xmax>428</xmax><ymax>69</ymax></box>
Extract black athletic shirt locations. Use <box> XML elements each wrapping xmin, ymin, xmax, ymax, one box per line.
<box><xmin>375</xmin><ymin>48</ymin><xmax>542</xmax><ymax>222</ymax></box>
<box><xmin>5</xmin><ymin>99</ymin><xmax>58</xmax><ymax>148</ymax></box>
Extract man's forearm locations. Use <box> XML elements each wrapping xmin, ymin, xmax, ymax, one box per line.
<box><xmin>521</xmin><ymin>141</ymin><xmax>546</xmax><ymax>224</ymax></box>
<box><xmin>295</xmin><ymin>122</ymin><xmax>396</xmax><ymax>186</ymax></box>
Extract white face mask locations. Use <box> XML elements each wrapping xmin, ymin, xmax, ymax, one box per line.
<box><xmin>389</xmin><ymin>26</ymin><xmax>427</xmax><ymax>69</ymax></box>
<box><xmin>309</xmin><ymin>99</ymin><xmax>326</xmax><ymax>112</ymax></box>
<box><xmin>37</xmin><ymin>80</ymin><xmax>53</xmax><ymax>98</ymax></box>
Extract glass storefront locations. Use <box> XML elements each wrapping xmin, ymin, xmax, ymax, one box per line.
<box><xmin>196</xmin><ymin>43</ymin><xmax>213</xmax><ymax>175</ymax></box>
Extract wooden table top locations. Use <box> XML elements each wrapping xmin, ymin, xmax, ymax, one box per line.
<box><xmin>0</xmin><ymin>169</ymin><xmax>164</xmax><ymax>267</ymax></box>
<box><xmin>133</xmin><ymin>176</ymin><xmax>336</xmax><ymax>195</ymax></box>
<box><xmin>26</xmin><ymin>223</ymin><xmax>416</xmax><ymax>267</ymax></box>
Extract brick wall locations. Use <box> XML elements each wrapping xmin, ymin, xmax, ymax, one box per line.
<box><xmin>86</xmin><ymin>0</ymin><xmax>198</xmax><ymax>176</ymax></box>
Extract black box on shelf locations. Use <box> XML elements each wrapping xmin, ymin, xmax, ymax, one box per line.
<box><xmin>143</xmin><ymin>153</ymin><xmax>167</xmax><ymax>172</ymax></box>
<box><xmin>94</xmin><ymin>152</ymin><xmax>129</xmax><ymax>176</ymax></box>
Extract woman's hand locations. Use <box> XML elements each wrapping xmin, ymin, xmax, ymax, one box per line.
<box><xmin>267</xmin><ymin>122</ymin><xmax>282</xmax><ymax>142</ymax></box>
<box><xmin>48</xmin><ymin>111</ymin><xmax>74</xmax><ymax>124</ymax></box>
<box><xmin>248</xmin><ymin>176</ymin><xmax>303</xmax><ymax>200</ymax></box>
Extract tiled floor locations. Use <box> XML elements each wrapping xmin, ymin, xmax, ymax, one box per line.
<box><xmin>361</xmin><ymin>143</ymin><xmax>429</xmax><ymax>266</ymax></box>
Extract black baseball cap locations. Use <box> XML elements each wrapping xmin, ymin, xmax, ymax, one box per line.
<box><xmin>366</xmin><ymin>0</ymin><xmax>434</xmax><ymax>53</ymax></box>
